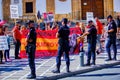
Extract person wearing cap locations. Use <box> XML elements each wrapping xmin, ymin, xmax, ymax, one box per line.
<box><xmin>12</xmin><ymin>21</ymin><xmax>21</xmax><ymax>59</ymax></box>
<box><xmin>78</xmin><ymin>20</ymin><xmax>97</xmax><ymax>66</ymax></box>
<box><xmin>26</xmin><ymin>20</ymin><xmax>37</xmax><ymax>79</ymax></box>
<box><xmin>106</xmin><ymin>15</ymin><xmax>117</xmax><ymax>61</ymax></box>
<box><xmin>52</xmin><ymin>18</ymin><xmax>70</xmax><ymax>73</ymax></box>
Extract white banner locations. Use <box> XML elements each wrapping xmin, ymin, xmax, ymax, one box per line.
<box><xmin>0</xmin><ymin>36</ymin><xmax>9</xmax><ymax>50</ymax></box>
<box><xmin>10</xmin><ymin>5</ymin><xmax>19</xmax><ymax>19</ymax></box>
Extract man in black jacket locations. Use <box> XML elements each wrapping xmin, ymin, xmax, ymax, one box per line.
<box><xmin>26</xmin><ymin>20</ymin><xmax>37</xmax><ymax>79</ymax></box>
<box><xmin>52</xmin><ymin>18</ymin><xmax>70</xmax><ymax>73</ymax></box>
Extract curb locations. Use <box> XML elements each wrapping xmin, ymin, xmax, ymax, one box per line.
<box><xmin>36</xmin><ymin>61</ymin><xmax>120</xmax><ymax>80</ymax></box>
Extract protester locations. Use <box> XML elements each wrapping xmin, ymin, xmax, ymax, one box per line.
<box><xmin>116</xmin><ymin>15</ymin><xmax>120</xmax><ymax>34</ymax></box>
<box><xmin>12</xmin><ymin>21</ymin><xmax>21</xmax><ymax>59</ymax></box>
<box><xmin>78</xmin><ymin>20</ymin><xmax>97</xmax><ymax>66</ymax></box>
<box><xmin>45</xmin><ymin>22</ymin><xmax>51</xmax><ymax>30</ymax></box>
<box><xmin>0</xmin><ymin>26</ymin><xmax>4</xmax><ymax>64</ymax></box>
<box><xmin>95</xmin><ymin>17</ymin><xmax>103</xmax><ymax>53</ymax></box>
<box><xmin>106</xmin><ymin>15</ymin><xmax>117</xmax><ymax>61</ymax></box>
<box><xmin>26</xmin><ymin>20</ymin><xmax>37</xmax><ymax>79</ymax></box>
<box><xmin>3</xmin><ymin>25</ymin><xmax>11</xmax><ymax>62</ymax></box>
<box><xmin>52</xmin><ymin>18</ymin><xmax>70</xmax><ymax>73</ymax></box>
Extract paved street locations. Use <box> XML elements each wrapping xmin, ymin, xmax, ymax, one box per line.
<box><xmin>0</xmin><ymin>46</ymin><xmax>120</xmax><ymax>80</ymax></box>
<box><xmin>59</xmin><ymin>65</ymin><xmax>120</xmax><ymax>80</ymax></box>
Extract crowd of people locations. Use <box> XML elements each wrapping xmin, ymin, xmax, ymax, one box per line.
<box><xmin>0</xmin><ymin>15</ymin><xmax>120</xmax><ymax>79</ymax></box>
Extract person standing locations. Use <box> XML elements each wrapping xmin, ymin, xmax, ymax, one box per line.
<box><xmin>52</xmin><ymin>18</ymin><xmax>70</xmax><ymax>73</ymax></box>
<box><xmin>0</xmin><ymin>26</ymin><xmax>4</xmax><ymax>64</ymax></box>
<box><xmin>116</xmin><ymin>15</ymin><xmax>120</xmax><ymax>35</ymax></box>
<box><xmin>3</xmin><ymin>25</ymin><xmax>11</xmax><ymax>62</ymax></box>
<box><xmin>12</xmin><ymin>21</ymin><xmax>21</xmax><ymax>59</ymax></box>
<box><xmin>79</xmin><ymin>20</ymin><xmax>97</xmax><ymax>66</ymax></box>
<box><xmin>106</xmin><ymin>15</ymin><xmax>117</xmax><ymax>61</ymax></box>
<box><xmin>26</xmin><ymin>20</ymin><xmax>37</xmax><ymax>79</ymax></box>
<box><xmin>95</xmin><ymin>17</ymin><xmax>103</xmax><ymax>52</ymax></box>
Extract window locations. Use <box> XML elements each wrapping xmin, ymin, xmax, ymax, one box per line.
<box><xmin>25</xmin><ymin>2</ymin><xmax>33</xmax><ymax>13</ymax></box>
<box><xmin>14</xmin><ymin>0</ymin><xmax>19</xmax><ymax>4</ymax></box>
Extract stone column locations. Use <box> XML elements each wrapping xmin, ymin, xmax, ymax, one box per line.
<box><xmin>46</xmin><ymin>0</ymin><xmax>55</xmax><ymax>14</ymax></box>
<box><xmin>104</xmin><ymin>0</ymin><xmax>114</xmax><ymax>18</ymax></box>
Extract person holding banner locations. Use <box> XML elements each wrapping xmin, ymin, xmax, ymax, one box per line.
<box><xmin>0</xmin><ymin>26</ymin><xmax>4</xmax><ymax>64</ymax></box>
<box><xmin>12</xmin><ymin>21</ymin><xmax>21</xmax><ymax>59</ymax></box>
<box><xmin>26</xmin><ymin>20</ymin><xmax>37</xmax><ymax>79</ymax></box>
<box><xmin>52</xmin><ymin>18</ymin><xmax>70</xmax><ymax>73</ymax></box>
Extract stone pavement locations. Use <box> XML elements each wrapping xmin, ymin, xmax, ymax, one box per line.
<box><xmin>0</xmin><ymin>46</ymin><xmax>120</xmax><ymax>80</ymax></box>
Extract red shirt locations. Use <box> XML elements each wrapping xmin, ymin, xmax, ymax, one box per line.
<box><xmin>96</xmin><ymin>20</ymin><xmax>103</xmax><ymax>34</ymax></box>
<box><xmin>12</xmin><ymin>26</ymin><xmax>21</xmax><ymax>40</ymax></box>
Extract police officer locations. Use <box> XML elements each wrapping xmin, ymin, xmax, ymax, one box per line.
<box><xmin>79</xmin><ymin>20</ymin><xmax>97</xmax><ymax>66</ymax></box>
<box><xmin>26</xmin><ymin>20</ymin><xmax>37</xmax><ymax>79</ymax></box>
<box><xmin>52</xmin><ymin>18</ymin><xmax>70</xmax><ymax>73</ymax></box>
<box><xmin>106</xmin><ymin>15</ymin><xmax>117</xmax><ymax>61</ymax></box>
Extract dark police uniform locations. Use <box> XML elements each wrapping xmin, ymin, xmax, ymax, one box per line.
<box><xmin>87</xmin><ymin>25</ymin><xmax>97</xmax><ymax>65</ymax></box>
<box><xmin>106</xmin><ymin>20</ymin><xmax>117</xmax><ymax>60</ymax></box>
<box><xmin>55</xmin><ymin>25</ymin><xmax>70</xmax><ymax>73</ymax></box>
<box><xmin>26</xmin><ymin>25</ymin><xmax>37</xmax><ymax>78</ymax></box>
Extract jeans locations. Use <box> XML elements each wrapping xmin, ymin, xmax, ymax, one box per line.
<box><xmin>4</xmin><ymin>45</ymin><xmax>10</xmax><ymax>60</ymax></box>
<box><xmin>27</xmin><ymin>44</ymin><xmax>36</xmax><ymax>76</ymax></box>
<box><xmin>56</xmin><ymin>41</ymin><xmax>70</xmax><ymax>70</ymax></box>
<box><xmin>14</xmin><ymin>40</ymin><xmax>21</xmax><ymax>58</ymax></box>
<box><xmin>97</xmin><ymin>34</ymin><xmax>102</xmax><ymax>50</ymax></box>
<box><xmin>106</xmin><ymin>37</ymin><xmax>117</xmax><ymax>59</ymax></box>
<box><xmin>87</xmin><ymin>41</ymin><xmax>96</xmax><ymax>64</ymax></box>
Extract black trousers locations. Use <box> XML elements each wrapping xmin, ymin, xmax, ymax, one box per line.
<box><xmin>27</xmin><ymin>44</ymin><xmax>36</xmax><ymax>76</ymax></box>
<box><xmin>0</xmin><ymin>51</ymin><xmax>3</xmax><ymax>63</ymax></box>
<box><xmin>14</xmin><ymin>40</ymin><xmax>21</xmax><ymax>58</ymax></box>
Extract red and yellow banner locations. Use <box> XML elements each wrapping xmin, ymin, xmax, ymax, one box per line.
<box><xmin>20</xmin><ymin>27</ymin><xmax>82</xmax><ymax>58</ymax></box>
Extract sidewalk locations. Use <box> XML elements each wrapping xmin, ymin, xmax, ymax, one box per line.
<box><xmin>0</xmin><ymin>46</ymin><xmax>120</xmax><ymax>80</ymax></box>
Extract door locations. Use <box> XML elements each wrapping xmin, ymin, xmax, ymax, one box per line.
<box><xmin>81</xmin><ymin>0</ymin><xmax>104</xmax><ymax>20</ymax></box>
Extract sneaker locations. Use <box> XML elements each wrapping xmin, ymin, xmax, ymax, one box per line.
<box><xmin>7</xmin><ymin>59</ymin><xmax>12</xmax><ymax>62</ymax></box>
<box><xmin>52</xmin><ymin>69</ymin><xmax>60</xmax><ymax>73</ymax></box>
<box><xmin>26</xmin><ymin>74</ymin><xmax>36</xmax><ymax>79</ymax></box>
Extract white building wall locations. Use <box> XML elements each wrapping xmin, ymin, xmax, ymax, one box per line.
<box><xmin>114</xmin><ymin>0</ymin><xmax>120</xmax><ymax>12</ymax></box>
<box><xmin>0</xmin><ymin>0</ymin><xmax>3</xmax><ymax>20</ymax></box>
<box><xmin>36</xmin><ymin>0</ymin><xmax>46</xmax><ymax>15</ymax></box>
<box><xmin>55</xmin><ymin>0</ymin><xmax>71</xmax><ymax>14</ymax></box>
<box><xmin>11</xmin><ymin>0</ymin><xmax>23</xmax><ymax>17</ymax></box>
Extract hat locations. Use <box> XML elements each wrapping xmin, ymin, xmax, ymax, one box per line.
<box><xmin>107</xmin><ymin>15</ymin><xmax>113</xmax><ymax>19</ymax></box>
<box><xmin>26</xmin><ymin>20</ymin><xmax>34</xmax><ymax>24</ymax></box>
<box><xmin>61</xmin><ymin>18</ymin><xmax>68</xmax><ymax>24</ymax></box>
<box><xmin>88</xmin><ymin>20</ymin><xmax>93</xmax><ymax>24</ymax></box>
<box><xmin>16</xmin><ymin>20</ymin><xmax>21</xmax><ymax>24</ymax></box>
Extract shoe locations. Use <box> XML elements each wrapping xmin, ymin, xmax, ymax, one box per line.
<box><xmin>112</xmin><ymin>58</ymin><xmax>117</xmax><ymax>61</ymax></box>
<box><xmin>26</xmin><ymin>74</ymin><xmax>36</xmax><ymax>79</ymax></box>
<box><xmin>85</xmin><ymin>63</ymin><xmax>90</xmax><ymax>66</ymax></box>
<box><xmin>96</xmin><ymin>50</ymin><xmax>100</xmax><ymax>55</ymax></box>
<box><xmin>66</xmin><ymin>68</ymin><xmax>70</xmax><ymax>73</ymax></box>
<box><xmin>0</xmin><ymin>62</ymin><xmax>5</xmax><ymax>64</ymax></box>
<box><xmin>15</xmin><ymin>57</ymin><xmax>21</xmax><ymax>59</ymax></box>
<box><xmin>7</xmin><ymin>59</ymin><xmax>12</xmax><ymax>62</ymax></box>
<box><xmin>105</xmin><ymin>58</ymin><xmax>112</xmax><ymax>61</ymax></box>
<box><xmin>52</xmin><ymin>69</ymin><xmax>60</xmax><ymax>73</ymax></box>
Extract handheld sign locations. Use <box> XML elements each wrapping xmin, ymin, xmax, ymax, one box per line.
<box><xmin>0</xmin><ymin>36</ymin><xmax>9</xmax><ymax>50</ymax></box>
<box><xmin>10</xmin><ymin>5</ymin><xmax>19</xmax><ymax>19</ymax></box>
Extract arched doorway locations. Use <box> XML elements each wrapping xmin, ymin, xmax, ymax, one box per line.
<box><xmin>81</xmin><ymin>0</ymin><xmax>104</xmax><ymax>20</ymax></box>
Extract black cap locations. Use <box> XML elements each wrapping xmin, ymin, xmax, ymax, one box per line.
<box><xmin>26</xmin><ymin>20</ymin><xmax>34</xmax><ymax>24</ymax></box>
<box><xmin>107</xmin><ymin>15</ymin><xmax>113</xmax><ymax>19</ymax></box>
<box><xmin>16</xmin><ymin>20</ymin><xmax>21</xmax><ymax>24</ymax></box>
<box><xmin>61</xmin><ymin>18</ymin><xmax>68</xmax><ymax>24</ymax></box>
<box><xmin>88</xmin><ymin>20</ymin><xmax>93</xmax><ymax>24</ymax></box>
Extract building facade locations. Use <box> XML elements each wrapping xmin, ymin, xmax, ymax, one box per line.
<box><xmin>0</xmin><ymin>0</ymin><xmax>120</xmax><ymax>21</ymax></box>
